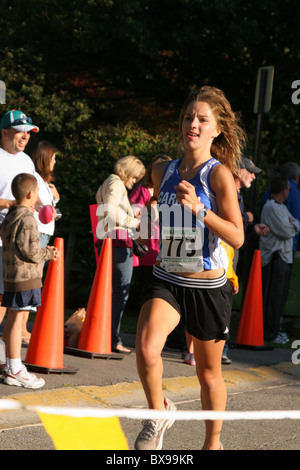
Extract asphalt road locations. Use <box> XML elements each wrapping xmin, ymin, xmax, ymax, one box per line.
<box><xmin>0</xmin><ymin>333</ymin><xmax>299</xmax><ymax>452</ymax></box>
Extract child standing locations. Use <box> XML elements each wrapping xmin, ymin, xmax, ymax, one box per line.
<box><xmin>0</xmin><ymin>173</ymin><xmax>59</xmax><ymax>388</ymax></box>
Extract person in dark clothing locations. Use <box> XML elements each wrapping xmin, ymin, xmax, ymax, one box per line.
<box><xmin>232</xmin><ymin>157</ymin><xmax>269</xmax><ymax>272</ymax></box>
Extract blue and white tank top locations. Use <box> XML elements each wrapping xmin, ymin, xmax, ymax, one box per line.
<box><xmin>156</xmin><ymin>158</ymin><xmax>227</xmax><ymax>273</ymax></box>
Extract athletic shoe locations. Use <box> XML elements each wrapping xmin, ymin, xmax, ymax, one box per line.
<box><xmin>279</xmin><ymin>331</ymin><xmax>290</xmax><ymax>341</ymax></box>
<box><xmin>273</xmin><ymin>332</ymin><xmax>290</xmax><ymax>344</ymax></box>
<box><xmin>272</xmin><ymin>333</ymin><xmax>289</xmax><ymax>344</ymax></box>
<box><xmin>221</xmin><ymin>354</ymin><xmax>232</xmax><ymax>365</ymax></box>
<box><xmin>134</xmin><ymin>398</ymin><xmax>176</xmax><ymax>450</ymax></box>
<box><xmin>183</xmin><ymin>352</ymin><xmax>196</xmax><ymax>366</ymax></box>
<box><xmin>221</xmin><ymin>343</ymin><xmax>232</xmax><ymax>364</ymax></box>
<box><xmin>3</xmin><ymin>365</ymin><xmax>45</xmax><ymax>389</ymax></box>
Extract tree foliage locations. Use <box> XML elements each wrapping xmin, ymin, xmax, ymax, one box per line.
<box><xmin>1</xmin><ymin>0</ymin><xmax>299</xmax><ymax>141</ymax></box>
<box><xmin>0</xmin><ymin>0</ymin><xmax>299</xmax><ymax>305</ymax></box>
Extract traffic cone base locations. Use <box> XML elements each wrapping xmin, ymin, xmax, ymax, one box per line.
<box><xmin>24</xmin><ymin>362</ymin><xmax>79</xmax><ymax>374</ymax></box>
<box><xmin>64</xmin><ymin>346</ymin><xmax>123</xmax><ymax>360</ymax></box>
<box><xmin>235</xmin><ymin>250</ymin><xmax>272</xmax><ymax>351</ymax></box>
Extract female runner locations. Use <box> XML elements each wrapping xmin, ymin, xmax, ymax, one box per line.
<box><xmin>135</xmin><ymin>86</ymin><xmax>246</xmax><ymax>450</ymax></box>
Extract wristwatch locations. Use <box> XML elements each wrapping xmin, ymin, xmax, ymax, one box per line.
<box><xmin>197</xmin><ymin>205</ymin><xmax>208</xmax><ymax>219</ymax></box>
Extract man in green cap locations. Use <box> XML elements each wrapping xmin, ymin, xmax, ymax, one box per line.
<box><xmin>0</xmin><ymin>110</ymin><xmax>39</xmax><ymax>369</ymax></box>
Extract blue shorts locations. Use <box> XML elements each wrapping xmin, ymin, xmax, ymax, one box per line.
<box><xmin>1</xmin><ymin>288</ymin><xmax>41</xmax><ymax>312</ymax></box>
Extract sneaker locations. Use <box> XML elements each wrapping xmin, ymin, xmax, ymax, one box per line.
<box><xmin>272</xmin><ymin>333</ymin><xmax>289</xmax><ymax>344</ymax></box>
<box><xmin>221</xmin><ymin>343</ymin><xmax>232</xmax><ymax>364</ymax></box>
<box><xmin>221</xmin><ymin>354</ymin><xmax>232</xmax><ymax>365</ymax></box>
<box><xmin>279</xmin><ymin>331</ymin><xmax>290</xmax><ymax>341</ymax></box>
<box><xmin>183</xmin><ymin>352</ymin><xmax>196</xmax><ymax>366</ymax></box>
<box><xmin>134</xmin><ymin>397</ymin><xmax>176</xmax><ymax>450</ymax></box>
<box><xmin>3</xmin><ymin>365</ymin><xmax>45</xmax><ymax>389</ymax></box>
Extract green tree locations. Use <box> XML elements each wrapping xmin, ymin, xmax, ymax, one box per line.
<box><xmin>1</xmin><ymin>0</ymin><xmax>299</xmax><ymax>305</ymax></box>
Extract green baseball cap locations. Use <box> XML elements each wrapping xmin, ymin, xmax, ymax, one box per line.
<box><xmin>0</xmin><ymin>110</ymin><xmax>39</xmax><ymax>133</ymax></box>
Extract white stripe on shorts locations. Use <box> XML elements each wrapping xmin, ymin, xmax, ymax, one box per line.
<box><xmin>153</xmin><ymin>265</ymin><xmax>227</xmax><ymax>289</ymax></box>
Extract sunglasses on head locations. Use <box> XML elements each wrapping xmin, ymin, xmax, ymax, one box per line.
<box><xmin>6</xmin><ymin>112</ymin><xmax>33</xmax><ymax>128</ymax></box>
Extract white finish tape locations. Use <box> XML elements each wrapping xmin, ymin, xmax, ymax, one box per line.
<box><xmin>0</xmin><ymin>399</ymin><xmax>299</xmax><ymax>420</ymax></box>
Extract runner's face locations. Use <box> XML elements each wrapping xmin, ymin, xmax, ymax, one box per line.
<box><xmin>182</xmin><ymin>101</ymin><xmax>220</xmax><ymax>152</ymax></box>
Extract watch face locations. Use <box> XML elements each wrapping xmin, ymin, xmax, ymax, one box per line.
<box><xmin>198</xmin><ymin>207</ymin><xmax>207</xmax><ymax>218</ymax></box>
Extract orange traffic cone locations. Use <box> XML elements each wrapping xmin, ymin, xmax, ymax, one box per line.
<box><xmin>235</xmin><ymin>250</ymin><xmax>270</xmax><ymax>350</ymax></box>
<box><xmin>25</xmin><ymin>238</ymin><xmax>78</xmax><ymax>373</ymax></box>
<box><xmin>65</xmin><ymin>237</ymin><xmax>122</xmax><ymax>359</ymax></box>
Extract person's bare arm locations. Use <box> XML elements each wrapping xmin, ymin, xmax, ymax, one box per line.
<box><xmin>0</xmin><ymin>199</ymin><xmax>15</xmax><ymax>210</ymax></box>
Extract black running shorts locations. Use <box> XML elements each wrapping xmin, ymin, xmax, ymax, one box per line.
<box><xmin>142</xmin><ymin>269</ymin><xmax>233</xmax><ymax>341</ymax></box>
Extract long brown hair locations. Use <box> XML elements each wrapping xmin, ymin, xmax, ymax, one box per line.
<box><xmin>31</xmin><ymin>141</ymin><xmax>58</xmax><ymax>182</ymax></box>
<box><xmin>178</xmin><ymin>86</ymin><xmax>247</xmax><ymax>174</ymax></box>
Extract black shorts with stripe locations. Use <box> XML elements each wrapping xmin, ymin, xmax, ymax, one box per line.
<box><xmin>142</xmin><ymin>266</ymin><xmax>233</xmax><ymax>341</ymax></box>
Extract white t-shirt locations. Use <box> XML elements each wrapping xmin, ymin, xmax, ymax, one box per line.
<box><xmin>259</xmin><ymin>198</ymin><xmax>300</xmax><ymax>266</ymax></box>
<box><xmin>0</xmin><ymin>147</ymin><xmax>36</xmax><ymax>246</ymax></box>
<box><xmin>34</xmin><ymin>172</ymin><xmax>58</xmax><ymax>236</ymax></box>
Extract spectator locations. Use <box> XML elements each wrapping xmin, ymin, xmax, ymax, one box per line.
<box><xmin>129</xmin><ymin>155</ymin><xmax>171</xmax><ymax>301</ymax></box>
<box><xmin>260</xmin><ymin>175</ymin><xmax>300</xmax><ymax>344</ymax></box>
<box><xmin>0</xmin><ymin>173</ymin><xmax>58</xmax><ymax>388</ymax></box>
<box><xmin>261</xmin><ymin>162</ymin><xmax>300</xmax><ymax>253</ymax></box>
<box><xmin>0</xmin><ymin>109</ymin><xmax>39</xmax><ymax>362</ymax></box>
<box><xmin>95</xmin><ymin>156</ymin><xmax>145</xmax><ymax>353</ymax></box>
<box><xmin>31</xmin><ymin>141</ymin><xmax>60</xmax><ymax>249</ymax></box>
<box><xmin>232</xmin><ymin>157</ymin><xmax>269</xmax><ymax>271</ymax></box>
<box><xmin>16</xmin><ymin>141</ymin><xmax>61</xmax><ymax>345</ymax></box>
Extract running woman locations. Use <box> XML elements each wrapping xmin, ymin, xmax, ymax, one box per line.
<box><xmin>135</xmin><ymin>86</ymin><xmax>246</xmax><ymax>450</ymax></box>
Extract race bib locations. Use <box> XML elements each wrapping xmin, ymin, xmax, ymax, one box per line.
<box><xmin>160</xmin><ymin>226</ymin><xmax>204</xmax><ymax>273</ymax></box>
